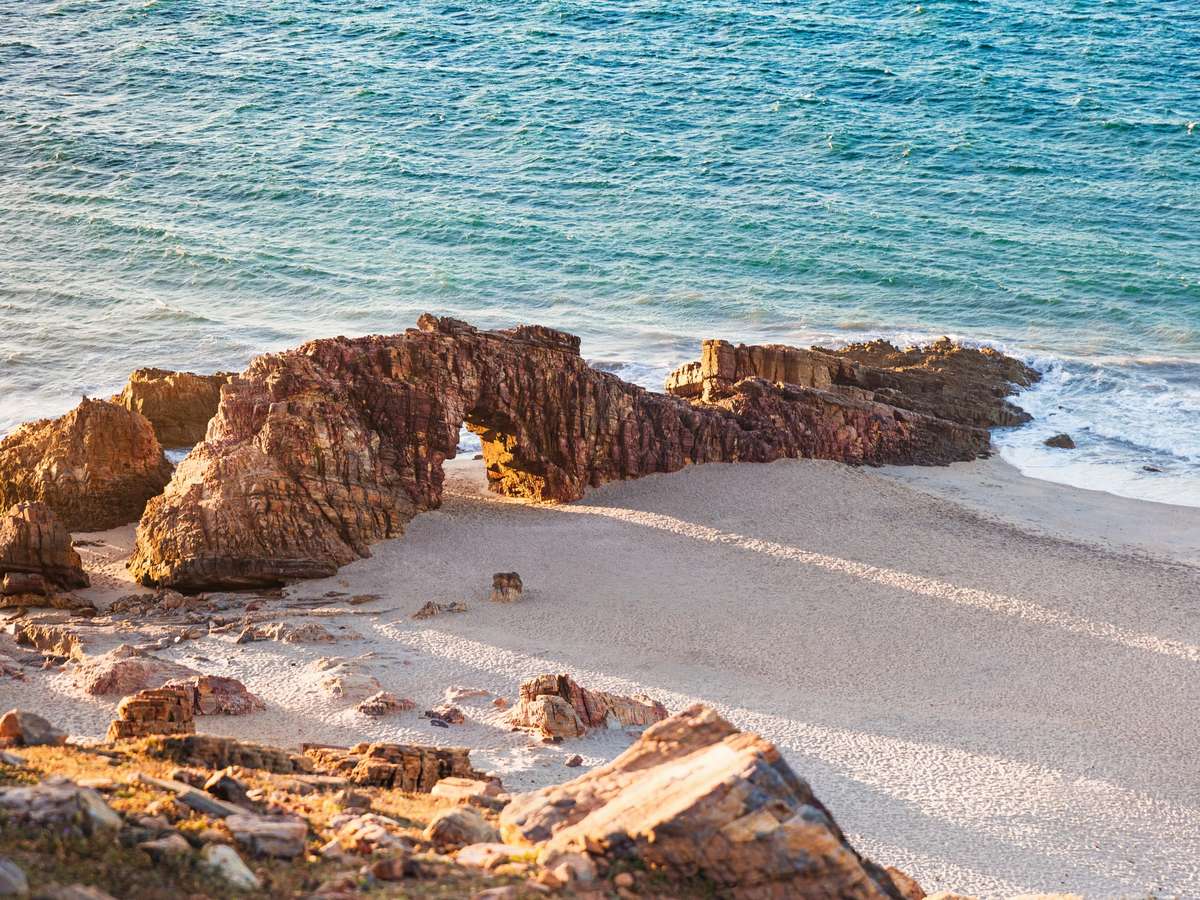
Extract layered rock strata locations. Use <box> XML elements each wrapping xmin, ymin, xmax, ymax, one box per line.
<box><xmin>0</xmin><ymin>502</ymin><xmax>89</xmax><ymax>597</ymax></box>
<box><xmin>106</xmin><ymin>684</ymin><xmax>195</xmax><ymax>740</ymax></box>
<box><xmin>114</xmin><ymin>368</ymin><xmax>230</xmax><ymax>448</ymax></box>
<box><xmin>129</xmin><ymin>316</ymin><xmax>1030</xmax><ymax>591</ymax></box>
<box><xmin>0</xmin><ymin>399</ymin><xmax>173</xmax><ymax>531</ymax></box>
<box><xmin>304</xmin><ymin>741</ymin><xmax>481</xmax><ymax>792</ymax></box>
<box><xmin>501</xmin><ymin>704</ymin><xmax>906</xmax><ymax>899</ymax></box>
<box><xmin>509</xmin><ymin>674</ymin><xmax>669</xmax><ymax>740</ymax></box>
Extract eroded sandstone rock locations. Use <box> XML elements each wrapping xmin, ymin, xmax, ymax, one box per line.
<box><xmin>0</xmin><ymin>503</ymin><xmax>88</xmax><ymax>592</ymax></box>
<box><xmin>489</xmin><ymin>572</ymin><xmax>522</xmax><ymax>604</ymax></box>
<box><xmin>500</xmin><ymin>704</ymin><xmax>905</xmax><ymax>899</ymax></box>
<box><xmin>0</xmin><ymin>709</ymin><xmax>67</xmax><ymax>748</ymax></box>
<box><xmin>143</xmin><ymin>734</ymin><xmax>309</xmax><ymax>774</ymax></box>
<box><xmin>115</xmin><ymin>368</ymin><xmax>230</xmax><ymax>449</ymax></box>
<box><xmin>357</xmin><ymin>691</ymin><xmax>415</xmax><ymax>717</ymax></box>
<box><xmin>164</xmin><ymin>675</ymin><xmax>265</xmax><ymax>716</ymax></box>
<box><xmin>72</xmin><ymin>645</ymin><xmax>199</xmax><ymax>697</ymax></box>
<box><xmin>129</xmin><ymin>315</ymin><xmax>1016</xmax><ymax>590</ymax></box>
<box><xmin>424</xmin><ymin>806</ymin><xmax>500</xmax><ymax>850</ymax></box>
<box><xmin>106</xmin><ymin>684</ymin><xmax>195</xmax><ymax>740</ymax></box>
<box><xmin>509</xmin><ymin>674</ymin><xmax>668</xmax><ymax>740</ymax></box>
<box><xmin>0</xmin><ymin>399</ymin><xmax>173</xmax><ymax>532</ymax></box>
<box><xmin>0</xmin><ymin>779</ymin><xmax>122</xmax><ymax>837</ymax></box>
<box><xmin>305</xmin><ymin>741</ymin><xmax>482</xmax><ymax>792</ymax></box>
<box><xmin>235</xmin><ymin>622</ymin><xmax>336</xmax><ymax>644</ymax></box>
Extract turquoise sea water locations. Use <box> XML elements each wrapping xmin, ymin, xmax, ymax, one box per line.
<box><xmin>2</xmin><ymin>1</ymin><xmax>1198</xmax><ymax>504</ymax></box>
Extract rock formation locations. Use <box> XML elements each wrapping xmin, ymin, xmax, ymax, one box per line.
<box><xmin>127</xmin><ymin>315</ymin><xmax>1034</xmax><ymax>591</ymax></box>
<box><xmin>164</xmin><ymin>675</ymin><xmax>265</xmax><ymax>716</ymax></box>
<box><xmin>0</xmin><ymin>502</ymin><xmax>89</xmax><ymax>593</ymax></box>
<box><xmin>357</xmin><ymin>691</ymin><xmax>415</xmax><ymax>717</ymax></box>
<box><xmin>509</xmin><ymin>674</ymin><xmax>669</xmax><ymax>740</ymax></box>
<box><xmin>106</xmin><ymin>685</ymin><xmax>196</xmax><ymax>740</ymax></box>
<box><xmin>501</xmin><ymin>704</ymin><xmax>905</xmax><ymax>899</ymax></box>
<box><xmin>489</xmin><ymin>572</ymin><xmax>523</xmax><ymax>603</ymax></box>
<box><xmin>72</xmin><ymin>645</ymin><xmax>199</xmax><ymax>697</ymax></box>
<box><xmin>0</xmin><ymin>399</ymin><xmax>173</xmax><ymax>532</ymax></box>
<box><xmin>0</xmin><ymin>709</ymin><xmax>68</xmax><ymax>748</ymax></box>
<box><xmin>114</xmin><ymin>368</ymin><xmax>230</xmax><ymax>448</ymax></box>
<box><xmin>305</xmin><ymin>741</ymin><xmax>482</xmax><ymax>792</ymax></box>
<box><xmin>667</xmin><ymin>336</ymin><xmax>1038</xmax><ymax>429</ymax></box>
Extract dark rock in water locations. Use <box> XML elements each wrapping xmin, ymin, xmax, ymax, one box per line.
<box><xmin>114</xmin><ymin>368</ymin><xmax>232</xmax><ymax>450</ymax></box>
<box><xmin>1143</xmin><ymin>465</ymin><xmax>1163</xmax><ymax>473</ymax></box>
<box><xmin>128</xmin><ymin>315</ymin><xmax>1029</xmax><ymax>590</ymax></box>
<box><xmin>1044</xmin><ymin>433</ymin><xmax>1076</xmax><ymax>449</ymax></box>
<box><xmin>0</xmin><ymin>399</ymin><xmax>172</xmax><ymax>531</ymax></box>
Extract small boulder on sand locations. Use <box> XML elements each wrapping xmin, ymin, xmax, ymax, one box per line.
<box><xmin>424</xmin><ymin>806</ymin><xmax>500</xmax><ymax>850</ymax></box>
<box><xmin>356</xmin><ymin>691</ymin><xmax>415</xmax><ymax>718</ymax></box>
<box><xmin>73</xmin><ymin>645</ymin><xmax>199</xmax><ymax>697</ymax></box>
<box><xmin>489</xmin><ymin>572</ymin><xmax>523</xmax><ymax>604</ymax></box>
<box><xmin>0</xmin><ymin>709</ymin><xmax>67</xmax><ymax>748</ymax></box>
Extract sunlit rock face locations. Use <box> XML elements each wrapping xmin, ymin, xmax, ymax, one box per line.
<box><xmin>129</xmin><ymin>315</ymin><xmax>1009</xmax><ymax>591</ymax></box>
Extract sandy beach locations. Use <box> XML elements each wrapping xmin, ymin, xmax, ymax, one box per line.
<box><xmin>5</xmin><ymin>455</ymin><xmax>1199</xmax><ymax>897</ymax></box>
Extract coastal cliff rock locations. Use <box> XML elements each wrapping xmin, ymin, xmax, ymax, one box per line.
<box><xmin>129</xmin><ymin>315</ymin><xmax>1007</xmax><ymax>591</ymax></box>
<box><xmin>500</xmin><ymin>704</ymin><xmax>905</xmax><ymax>899</ymax></box>
<box><xmin>115</xmin><ymin>368</ymin><xmax>230</xmax><ymax>448</ymax></box>
<box><xmin>0</xmin><ymin>502</ymin><xmax>89</xmax><ymax>592</ymax></box>
<box><xmin>666</xmin><ymin>337</ymin><xmax>1037</xmax><ymax>429</ymax></box>
<box><xmin>0</xmin><ymin>399</ymin><xmax>173</xmax><ymax>532</ymax></box>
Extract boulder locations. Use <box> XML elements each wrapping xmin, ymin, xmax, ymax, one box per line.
<box><xmin>431</xmin><ymin>777</ymin><xmax>503</xmax><ymax>804</ymax></box>
<box><xmin>128</xmin><ymin>315</ymin><xmax>1017</xmax><ymax>591</ymax></box>
<box><xmin>0</xmin><ymin>399</ymin><xmax>173</xmax><ymax>532</ymax></box>
<box><xmin>356</xmin><ymin>691</ymin><xmax>415</xmax><ymax>717</ymax></box>
<box><xmin>1044</xmin><ymin>433</ymin><xmax>1076</xmax><ymax>449</ymax></box>
<box><xmin>0</xmin><ymin>503</ymin><xmax>88</xmax><ymax>591</ymax></box>
<box><xmin>106</xmin><ymin>684</ymin><xmax>195</xmax><ymax>740</ymax></box>
<box><xmin>0</xmin><ymin>857</ymin><xmax>27</xmax><ymax>897</ymax></box>
<box><xmin>489</xmin><ymin>572</ymin><xmax>522</xmax><ymax>603</ymax></box>
<box><xmin>226</xmin><ymin>814</ymin><xmax>308</xmax><ymax>858</ymax></box>
<box><xmin>424</xmin><ymin>806</ymin><xmax>501</xmax><ymax>850</ymax></box>
<box><xmin>312</xmin><ymin>657</ymin><xmax>381</xmax><ymax>701</ymax></box>
<box><xmin>0</xmin><ymin>779</ymin><xmax>122</xmax><ymax>836</ymax></box>
<box><xmin>0</xmin><ymin>709</ymin><xmax>67</xmax><ymax>748</ymax></box>
<box><xmin>327</xmin><ymin>812</ymin><xmax>411</xmax><ymax>854</ymax></box>
<box><xmin>164</xmin><ymin>675</ymin><xmax>265</xmax><ymax>716</ymax></box>
<box><xmin>500</xmin><ymin>704</ymin><xmax>906</xmax><ymax>899</ymax></box>
<box><xmin>114</xmin><ymin>368</ymin><xmax>230</xmax><ymax>449</ymax></box>
<box><xmin>72</xmin><ymin>645</ymin><xmax>199</xmax><ymax>697</ymax></box>
<box><xmin>509</xmin><ymin>674</ymin><xmax>668</xmax><ymax>740</ymax></box>
<box><xmin>200</xmin><ymin>843</ymin><xmax>261</xmax><ymax>891</ymax></box>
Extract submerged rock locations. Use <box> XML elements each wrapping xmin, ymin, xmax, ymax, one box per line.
<box><xmin>1044</xmin><ymin>432</ymin><xmax>1076</xmax><ymax>449</ymax></box>
<box><xmin>0</xmin><ymin>398</ymin><xmax>173</xmax><ymax>532</ymax></box>
<box><xmin>500</xmin><ymin>704</ymin><xmax>906</xmax><ymax>899</ymax></box>
<box><xmin>128</xmin><ymin>315</ymin><xmax>1014</xmax><ymax>591</ymax></box>
<box><xmin>114</xmin><ymin>368</ymin><xmax>230</xmax><ymax>449</ymax></box>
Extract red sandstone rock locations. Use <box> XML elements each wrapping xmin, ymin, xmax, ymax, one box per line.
<box><xmin>500</xmin><ymin>704</ymin><xmax>906</xmax><ymax>899</ymax></box>
<box><xmin>356</xmin><ymin>691</ymin><xmax>414</xmax><ymax>717</ymax></box>
<box><xmin>509</xmin><ymin>674</ymin><xmax>668</xmax><ymax>740</ymax></box>
<box><xmin>489</xmin><ymin>572</ymin><xmax>523</xmax><ymax>603</ymax></box>
<box><xmin>114</xmin><ymin>368</ymin><xmax>230</xmax><ymax>448</ymax></box>
<box><xmin>0</xmin><ymin>503</ymin><xmax>88</xmax><ymax>591</ymax></box>
<box><xmin>106</xmin><ymin>684</ymin><xmax>195</xmax><ymax>740</ymax></box>
<box><xmin>0</xmin><ymin>399</ymin><xmax>173</xmax><ymax>532</ymax></box>
<box><xmin>127</xmin><ymin>315</ymin><xmax>1022</xmax><ymax>590</ymax></box>
<box><xmin>73</xmin><ymin>645</ymin><xmax>199</xmax><ymax>697</ymax></box>
<box><xmin>305</xmin><ymin>741</ymin><xmax>482</xmax><ymax>792</ymax></box>
<box><xmin>164</xmin><ymin>675</ymin><xmax>265</xmax><ymax>716</ymax></box>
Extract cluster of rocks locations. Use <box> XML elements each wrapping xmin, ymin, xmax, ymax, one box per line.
<box><xmin>304</xmin><ymin>741</ymin><xmax>483</xmax><ymax>792</ymax></box>
<box><xmin>509</xmin><ymin>673</ymin><xmax>669</xmax><ymax>741</ymax></box>
<box><xmin>104</xmin><ymin>675</ymin><xmax>265</xmax><ymax>740</ymax></box>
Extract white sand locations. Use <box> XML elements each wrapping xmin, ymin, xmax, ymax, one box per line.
<box><xmin>4</xmin><ymin>457</ymin><xmax>1199</xmax><ymax>897</ymax></box>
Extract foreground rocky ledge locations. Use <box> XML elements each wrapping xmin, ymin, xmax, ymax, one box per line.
<box><xmin>127</xmin><ymin>315</ymin><xmax>1034</xmax><ymax>591</ymax></box>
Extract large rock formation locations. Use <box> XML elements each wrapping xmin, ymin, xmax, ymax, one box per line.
<box><xmin>509</xmin><ymin>674</ymin><xmax>669</xmax><ymax>740</ymax></box>
<box><xmin>667</xmin><ymin>337</ymin><xmax>1038</xmax><ymax>429</ymax></box>
<box><xmin>500</xmin><ymin>704</ymin><xmax>905</xmax><ymax>899</ymax></box>
<box><xmin>129</xmin><ymin>315</ymin><xmax>1027</xmax><ymax>591</ymax></box>
<box><xmin>0</xmin><ymin>502</ymin><xmax>89</xmax><ymax>593</ymax></box>
<box><xmin>0</xmin><ymin>399</ymin><xmax>173</xmax><ymax>532</ymax></box>
<box><xmin>114</xmin><ymin>368</ymin><xmax>230</xmax><ymax>448</ymax></box>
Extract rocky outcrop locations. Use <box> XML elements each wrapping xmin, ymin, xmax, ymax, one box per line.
<box><xmin>72</xmin><ymin>645</ymin><xmax>199</xmax><ymax>697</ymax></box>
<box><xmin>0</xmin><ymin>709</ymin><xmax>68</xmax><ymax>748</ymax></box>
<box><xmin>500</xmin><ymin>704</ymin><xmax>905</xmax><ymax>899</ymax></box>
<box><xmin>509</xmin><ymin>674</ymin><xmax>669</xmax><ymax>740</ymax></box>
<box><xmin>0</xmin><ymin>399</ymin><xmax>173</xmax><ymax>532</ymax></box>
<box><xmin>357</xmin><ymin>691</ymin><xmax>415</xmax><ymax>717</ymax></box>
<box><xmin>305</xmin><ymin>741</ymin><xmax>482</xmax><ymax>792</ymax></box>
<box><xmin>128</xmin><ymin>316</ymin><xmax>1030</xmax><ymax>591</ymax></box>
<box><xmin>114</xmin><ymin>368</ymin><xmax>230</xmax><ymax>448</ymax></box>
<box><xmin>0</xmin><ymin>779</ymin><xmax>122</xmax><ymax>837</ymax></box>
<box><xmin>0</xmin><ymin>503</ymin><xmax>89</xmax><ymax>592</ymax></box>
<box><xmin>164</xmin><ymin>675</ymin><xmax>265</xmax><ymax>716</ymax></box>
<box><xmin>667</xmin><ymin>337</ymin><xmax>1037</xmax><ymax>429</ymax></box>
<box><xmin>106</xmin><ymin>684</ymin><xmax>195</xmax><ymax>740</ymax></box>
<box><xmin>142</xmin><ymin>734</ymin><xmax>309</xmax><ymax>774</ymax></box>
<box><xmin>489</xmin><ymin>572</ymin><xmax>523</xmax><ymax>604</ymax></box>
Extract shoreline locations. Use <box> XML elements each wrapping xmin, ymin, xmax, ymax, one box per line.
<box><xmin>8</xmin><ymin>453</ymin><xmax>1199</xmax><ymax>896</ymax></box>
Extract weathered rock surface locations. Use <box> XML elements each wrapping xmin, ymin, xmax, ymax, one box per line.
<box><xmin>0</xmin><ymin>503</ymin><xmax>88</xmax><ymax>592</ymax></box>
<box><xmin>235</xmin><ymin>622</ymin><xmax>336</xmax><ymax>644</ymax></box>
<box><xmin>143</xmin><ymin>734</ymin><xmax>309</xmax><ymax>774</ymax></box>
<box><xmin>200</xmin><ymin>843</ymin><xmax>261</xmax><ymax>891</ymax></box>
<box><xmin>305</xmin><ymin>741</ymin><xmax>482</xmax><ymax>792</ymax></box>
<box><xmin>72</xmin><ymin>645</ymin><xmax>199</xmax><ymax>697</ymax></box>
<box><xmin>0</xmin><ymin>779</ymin><xmax>122</xmax><ymax>836</ymax></box>
<box><xmin>356</xmin><ymin>691</ymin><xmax>415</xmax><ymax>717</ymax></box>
<box><xmin>667</xmin><ymin>337</ymin><xmax>1037</xmax><ymax>429</ymax></box>
<box><xmin>0</xmin><ymin>857</ymin><xmax>27</xmax><ymax>897</ymax></box>
<box><xmin>0</xmin><ymin>399</ymin><xmax>173</xmax><ymax>532</ymax></box>
<box><xmin>14</xmin><ymin>622</ymin><xmax>84</xmax><ymax>660</ymax></box>
<box><xmin>106</xmin><ymin>684</ymin><xmax>195</xmax><ymax>740</ymax></box>
<box><xmin>424</xmin><ymin>806</ymin><xmax>500</xmax><ymax>850</ymax></box>
<box><xmin>165</xmin><ymin>675</ymin><xmax>265</xmax><ymax>716</ymax></box>
<box><xmin>412</xmin><ymin>600</ymin><xmax>468</xmax><ymax>620</ymax></box>
<box><xmin>114</xmin><ymin>368</ymin><xmax>230</xmax><ymax>449</ymax></box>
<box><xmin>0</xmin><ymin>709</ymin><xmax>67</xmax><ymax>748</ymax></box>
<box><xmin>312</xmin><ymin>656</ymin><xmax>382</xmax><ymax>701</ymax></box>
<box><xmin>509</xmin><ymin>674</ymin><xmax>669</xmax><ymax>740</ymax></box>
<box><xmin>1044</xmin><ymin>432</ymin><xmax>1076</xmax><ymax>449</ymax></box>
<box><xmin>129</xmin><ymin>315</ymin><xmax>1024</xmax><ymax>590</ymax></box>
<box><xmin>226</xmin><ymin>814</ymin><xmax>308</xmax><ymax>858</ymax></box>
<box><xmin>489</xmin><ymin>572</ymin><xmax>522</xmax><ymax>603</ymax></box>
<box><xmin>501</xmin><ymin>704</ymin><xmax>905</xmax><ymax>899</ymax></box>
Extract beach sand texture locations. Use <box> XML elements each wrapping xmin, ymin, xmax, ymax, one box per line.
<box><xmin>6</xmin><ymin>457</ymin><xmax>1199</xmax><ymax>897</ymax></box>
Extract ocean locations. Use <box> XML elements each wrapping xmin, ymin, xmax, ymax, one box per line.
<box><xmin>2</xmin><ymin>0</ymin><xmax>1197</xmax><ymax>505</ymax></box>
